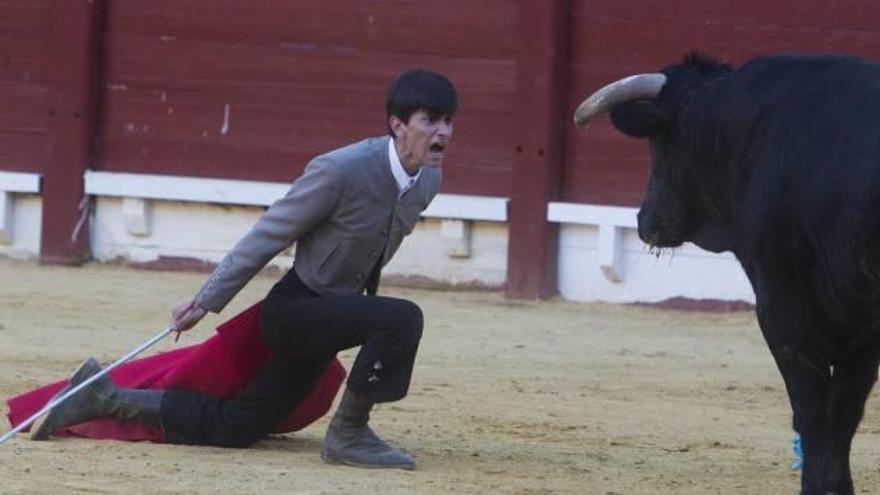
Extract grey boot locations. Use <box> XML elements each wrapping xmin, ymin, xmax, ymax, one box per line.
<box><xmin>320</xmin><ymin>389</ymin><xmax>415</xmax><ymax>470</ymax></box>
<box><xmin>31</xmin><ymin>357</ymin><xmax>164</xmax><ymax>441</ymax></box>
<box><xmin>29</xmin><ymin>357</ymin><xmax>102</xmax><ymax>438</ymax></box>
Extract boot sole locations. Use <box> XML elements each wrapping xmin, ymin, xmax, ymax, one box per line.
<box><xmin>30</xmin><ymin>357</ymin><xmax>101</xmax><ymax>441</ymax></box>
<box><xmin>320</xmin><ymin>449</ymin><xmax>416</xmax><ymax>470</ymax></box>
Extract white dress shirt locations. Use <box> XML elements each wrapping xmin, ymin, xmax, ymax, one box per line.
<box><xmin>389</xmin><ymin>137</ymin><xmax>421</xmax><ymax>198</ymax></box>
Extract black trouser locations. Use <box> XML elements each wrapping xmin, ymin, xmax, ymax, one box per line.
<box><xmin>160</xmin><ymin>269</ymin><xmax>424</xmax><ymax>447</ymax></box>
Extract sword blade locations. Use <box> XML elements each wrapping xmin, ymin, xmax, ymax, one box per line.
<box><xmin>0</xmin><ymin>325</ymin><xmax>174</xmax><ymax>446</ymax></box>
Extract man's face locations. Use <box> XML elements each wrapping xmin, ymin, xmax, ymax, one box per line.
<box><xmin>390</xmin><ymin>110</ymin><xmax>454</xmax><ymax>172</ymax></box>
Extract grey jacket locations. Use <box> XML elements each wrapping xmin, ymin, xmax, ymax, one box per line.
<box><xmin>194</xmin><ymin>135</ymin><xmax>441</xmax><ymax>313</ymax></box>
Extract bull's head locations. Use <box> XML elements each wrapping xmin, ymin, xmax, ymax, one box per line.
<box><xmin>574</xmin><ymin>53</ymin><xmax>733</xmax><ymax>252</ymax></box>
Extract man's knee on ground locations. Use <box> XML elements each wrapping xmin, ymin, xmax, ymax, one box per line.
<box><xmin>391</xmin><ymin>299</ymin><xmax>423</xmax><ymax>344</ymax></box>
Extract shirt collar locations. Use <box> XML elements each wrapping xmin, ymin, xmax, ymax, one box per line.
<box><xmin>388</xmin><ymin>137</ymin><xmax>421</xmax><ymax>195</ymax></box>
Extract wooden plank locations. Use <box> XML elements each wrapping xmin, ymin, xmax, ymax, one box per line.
<box><xmin>99</xmin><ymin>137</ymin><xmax>512</xmax><ymax>197</ymax></box>
<box><xmin>506</xmin><ymin>0</ymin><xmax>570</xmax><ymax>299</ymax></box>
<box><xmin>40</xmin><ymin>0</ymin><xmax>102</xmax><ymax>265</ymax></box>
<box><xmin>0</xmin><ymin>1</ymin><xmax>51</xmax><ymax>82</ymax></box>
<box><xmin>0</xmin><ymin>1</ymin><xmax>51</xmax><ymax>31</ymax></box>
<box><xmin>0</xmin><ymin>82</ymin><xmax>48</xmax><ymax>133</ymax></box>
<box><xmin>98</xmin><ymin>28</ymin><xmax>517</xmax><ymax>194</ymax></box>
<box><xmin>0</xmin><ymin>2</ymin><xmax>50</xmax><ymax>171</ymax></box>
<box><xmin>571</xmin><ymin>17</ymin><xmax>880</xmax><ymax>70</ymax></box>
<box><xmin>565</xmin><ymin>1</ymin><xmax>880</xmax><ymax>206</ymax></box>
<box><xmin>574</xmin><ymin>0</ymin><xmax>880</xmax><ymax>32</ymax></box>
<box><xmin>97</xmin><ymin>0</ymin><xmax>518</xmax><ymax>197</ymax></box>
<box><xmin>0</xmin><ymin>33</ymin><xmax>48</xmax><ymax>83</ymax></box>
<box><xmin>564</xmin><ymin>162</ymin><xmax>650</xmax><ymax>206</ymax></box>
<box><xmin>0</xmin><ymin>132</ymin><xmax>46</xmax><ymax>171</ymax></box>
<box><xmin>102</xmin><ymin>33</ymin><xmax>515</xmax><ymax>91</ymax></box>
<box><xmin>107</xmin><ymin>0</ymin><xmax>516</xmax><ymax>59</ymax></box>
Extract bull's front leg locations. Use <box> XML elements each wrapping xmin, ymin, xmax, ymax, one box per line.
<box><xmin>822</xmin><ymin>348</ymin><xmax>879</xmax><ymax>494</ymax></box>
<box><xmin>753</xmin><ymin>284</ymin><xmax>835</xmax><ymax>495</ymax></box>
<box><xmin>767</xmin><ymin>345</ymin><xmax>834</xmax><ymax>494</ymax></box>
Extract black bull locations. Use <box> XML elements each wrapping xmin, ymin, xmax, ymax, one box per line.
<box><xmin>575</xmin><ymin>52</ymin><xmax>880</xmax><ymax>495</ymax></box>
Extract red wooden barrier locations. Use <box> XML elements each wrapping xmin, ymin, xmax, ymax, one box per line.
<box><xmin>506</xmin><ymin>0</ymin><xmax>570</xmax><ymax>299</ymax></box>
<box><xmin>40</xmin><ymin>0</ymin><xmax>103</xmax><ymax>265</ymax></box>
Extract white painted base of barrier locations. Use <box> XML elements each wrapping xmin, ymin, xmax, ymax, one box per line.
<box><xmin>0</xmin><ymin>172</ymin><xmax>42</xmax><ymax>257</ymax></box>
<box><xmin>384</xmin><ymin>220</ymin><xmax>507</xmax><ymax>287</ymax></box>
<box><xmin>0</xmin><ymin>195</ymin><xmax>42</xmax><ymax>259</ymax></box>
<box><xmin>2</xmin><ymin>169</ymin><xmax>757</xmax><ymax>304</ymax></box>
<box><xmin>549</xmin><ymin>203</ymin><xmax>754</xmax><ymax>304</ymax></box>
<box><xmin>90</xmin><ymin>197</ymin><xmax>509</xmax><ymax>289</ymax></box>
<box><xmin>91</xmin><ymin>198</ymin><xmax>268</xmax><ymax>265</ymax></box>
<box><xmin>84</xmin><ymin>171</ymin><xmax>509</xmax><ymax>270</ymax></box>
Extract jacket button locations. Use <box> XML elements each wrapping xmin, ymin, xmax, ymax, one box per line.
<box><xmin>380</xmin><ymin>229</ymin><xmax>388</xmax><ymax>236</ymax></box>
<box><xmin>356</xmin><ymin>273</ymin><xmax>364</xmax><ymax>283</ymax></box>
<box><xmin>370</xmin><ymin>251</ymin><xmax>379</xmax><ymax>258</ymax></box>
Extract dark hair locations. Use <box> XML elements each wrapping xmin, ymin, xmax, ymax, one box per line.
<box><xmin>385</xmin><ymin>69</ymin><xmax>458</xmax><ymax>135</ymax></box>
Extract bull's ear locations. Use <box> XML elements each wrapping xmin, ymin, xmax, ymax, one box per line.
<box><xmin>609</xmin><ymin>100</ymin><xmax>673</xmax><ymax>138</ymax></box>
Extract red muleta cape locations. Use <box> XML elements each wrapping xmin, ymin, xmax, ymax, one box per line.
<box><xmin>5</xmin><ymin>300</ymin><xmax>346</xmax><ymax>441</ymax></box>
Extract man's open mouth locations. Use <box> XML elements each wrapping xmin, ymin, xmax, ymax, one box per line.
<box><xmin>429</xmin><ymin>142</ymin><xmax>446</xmax><ymax>153</ymax></box>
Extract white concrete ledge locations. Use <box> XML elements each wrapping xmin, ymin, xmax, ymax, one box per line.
<box><xmin>85</xmin><ymin>170</ymin><xmax>508</xmax><ymax>223</ymax></box>
<box><xmin>547</xmin><ymin>202</ymin><xmax>637</xmax><ymax>228</ymax></box>
<box><xmin>0</xmin><ymin>171</ymin><xmax>41</xmax><ymax>194</ymax></box>
<box><xmin>422</xmin><ymin>194</ymin><xmax>508</xmax><ymax>222</ymax></box>
<box><xmin>84</xmin><ymin>171</ymin><xmax>285</xmax><ymax>207</ymax></box>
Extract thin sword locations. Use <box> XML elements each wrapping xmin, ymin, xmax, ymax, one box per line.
<box><xmin>0</xmin><ymin>326</ymin><xmax>174</xmax><ymax>446</ymax></box>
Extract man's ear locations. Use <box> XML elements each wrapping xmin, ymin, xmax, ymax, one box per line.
<box><xmin>609</xmin><ymin>100</ymin><xmax>674</xmax><ymax>138</ymax></box>
<box><xmin>389</xmin><ymin>115</ymin><xmax>406</xmax><ymax>139</ymax></box>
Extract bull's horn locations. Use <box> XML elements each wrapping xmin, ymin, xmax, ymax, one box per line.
<box><xmin>573</xmin><ymin>73</ymin><xmax>667</xmax><ymax>127</ymax></box>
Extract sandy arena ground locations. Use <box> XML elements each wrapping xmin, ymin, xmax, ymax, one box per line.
<box><xmin>1</xmin><ymin>258</ymin><xmax>880</xmax><ymax>494</ymax></box>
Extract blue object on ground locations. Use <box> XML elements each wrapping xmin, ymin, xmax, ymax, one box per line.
<box><xmin>791</xmin><ymin>432</ymin><xmax>803</xmax><ymax>471</ymax></box>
